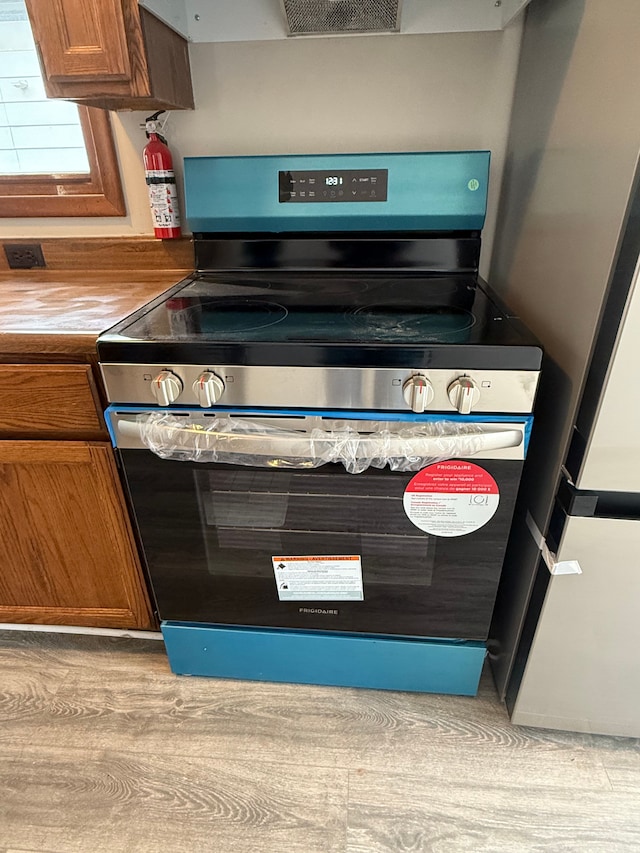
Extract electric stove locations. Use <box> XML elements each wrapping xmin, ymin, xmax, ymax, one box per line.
<box><xmin>98</xmin><ymin>151</ymin><xmax>542</xmax><ymax>695</ymax></box>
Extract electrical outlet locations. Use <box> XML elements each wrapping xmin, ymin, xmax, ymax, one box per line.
<box><xmin>4</xmin><ymin>243</ymin><xmax>46</xmax><ymax>269</ymax></box>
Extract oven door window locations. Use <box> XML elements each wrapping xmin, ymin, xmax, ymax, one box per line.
<box><xmin>120</xmin><ymin>450</ymin><xmax>524</xmax><ymax>641</ymax></box>
<box><xmin>197</xmin><ymin>467</ymin><xmax>435</xmax><ymax>588</ymax></box>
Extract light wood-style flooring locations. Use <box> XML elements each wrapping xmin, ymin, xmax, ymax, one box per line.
<box><xmin>1</xmin><ymin>629</ymin><xmax>639</xmax><ymax>853</ymax></box>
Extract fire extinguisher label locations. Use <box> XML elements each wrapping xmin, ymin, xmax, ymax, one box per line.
<box><xmin>146</xmin><ymin>170</ymin><xmax>181</xmax><ymax>229</ymax></box>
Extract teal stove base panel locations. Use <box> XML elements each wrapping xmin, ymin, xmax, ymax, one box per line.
<box><xmin>161</xmin><ymin>623</ymin><xmax>486</xmax><ymax>695</ymax></box>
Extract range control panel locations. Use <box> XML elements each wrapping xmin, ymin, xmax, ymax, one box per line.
<box><xmin>279</xmin><ymin>169</ymin><xmax>388</xmax><ymax>203</ymax></box>
<box><xmin>184</xmin><ymin>152</ymin><xmax>490</xmax><ymax>231</ymax></box>
<box><xmin>101</xmin><ymin>364</ymin><xmax>539</xmax><ymax>415</ymax></box>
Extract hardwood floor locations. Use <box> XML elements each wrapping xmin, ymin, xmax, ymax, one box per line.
<box><xmin>1</xmin><ymin>630</ymin><xmax>639</xmax><ymax>852</ymax></box>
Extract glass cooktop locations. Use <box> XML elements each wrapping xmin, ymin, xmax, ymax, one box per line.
<box><xmin>115</xmin><ymin>273</ymin><xmax>503</xmax><ymax>346</ymax></box>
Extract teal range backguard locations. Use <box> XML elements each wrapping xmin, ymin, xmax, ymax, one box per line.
<box><xmin>184</xmin><ymin>151</ymin><xmax>490</xmax><ymax>233</ymax></box>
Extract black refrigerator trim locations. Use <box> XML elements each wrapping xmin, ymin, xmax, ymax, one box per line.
<box><xmin>556</xmin><ymin>475</ymin><xmax>640</xmax><ymax>520</ymax></box>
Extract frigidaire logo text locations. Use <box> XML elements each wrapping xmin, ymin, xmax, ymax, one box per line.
<box><xmin>299</xmin><ymin>607</ymin><xmax>339</xmax><ymax>616</ymax></box>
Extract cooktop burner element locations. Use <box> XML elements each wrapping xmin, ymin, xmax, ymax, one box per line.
<box><xmin>349</xmin><ymin>304</ymin><xmax>476</xmax><ymax>342</ymax></box>
<box><xmin>198</xmin><ymin>299</ymin><xmax>289</xmax><ymax>333</ymax></box>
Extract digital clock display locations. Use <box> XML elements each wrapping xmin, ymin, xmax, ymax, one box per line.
<box><xmin>279</xmin><ymin>169</ymin><xmax>388</xmax><ymax>203</ymax></box>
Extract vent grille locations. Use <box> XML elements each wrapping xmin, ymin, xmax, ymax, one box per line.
<box><xmin>281</xmin><ymin>0</ymin><xmax>401</xmax><ymax>36</ymax></box>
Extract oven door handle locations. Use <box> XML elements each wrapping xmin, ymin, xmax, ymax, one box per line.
<box><xmin>116</xmin><ymin>418</ymin><xmax>524</xmax><ymax>459</ymax></box>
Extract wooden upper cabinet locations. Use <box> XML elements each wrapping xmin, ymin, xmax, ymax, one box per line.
<box><xmin>24</xmin><ymin>0</ymin><xmax>194</xmax><ymax>110</ymax></box>
<box><xmin>34</xmin><ymin>0</ymin><xmax>131</xmax><ymax>83</ymax></box>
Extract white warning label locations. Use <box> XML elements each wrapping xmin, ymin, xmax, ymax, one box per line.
<box><xmin>403</xmin><ymin>460</ymin><xmax>500</xmax><ymax>538</ymax></box>
<box><xmin>272</xmin><ymin>555</ymin><xmax>364</xmax><ymax>601</ymax></box>
<box><xmin>146</xmin><ymin>170</ymin><xmax>181</xmax><ymax>229</ymax></box>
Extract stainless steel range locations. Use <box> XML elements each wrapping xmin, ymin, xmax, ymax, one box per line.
<box><xmin>98</xmin><ymin>152</ymin><xmax>541</xmax><ymax>695</ymax></box>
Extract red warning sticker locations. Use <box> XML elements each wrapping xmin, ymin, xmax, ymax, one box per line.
<box><xmin>403</xmin><ymin>461</ymin><xmax>500</xmax><ymax>537</ymax></box>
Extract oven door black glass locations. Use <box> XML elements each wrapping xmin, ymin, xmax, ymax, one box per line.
<box><xmin>119</xmin><ymin>450</ymin><xmax>523</xmax><ymax>640</ymax></box>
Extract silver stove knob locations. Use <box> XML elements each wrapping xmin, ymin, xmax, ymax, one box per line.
<box><xmin>193</xmin><ymin>371</ymin><xmax>225</xmax><ymax>407</ymax></box>
<box><xmin>402</xmin><ymin>375</ymin><xmax>434</xmax><ymax>413</ymax></box>
<box><xmin>448</xmin><ymin>376</ymin><xmax>480</xmax><ymax>414</ymax></box>
<box><xmin>150</xmin><ymin>370</ymin><xmax>183</xmax><ymax>405</ymax></box>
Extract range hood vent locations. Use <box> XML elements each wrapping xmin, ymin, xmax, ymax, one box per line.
<box><xmin>143</xmin><ymin>0</ymin><xmax>535</xmax><ymax>43</ymax></box>
<box><xmin>280</xmin><ymin>0</ymin><xmax>401</xmax><ymax>36</ymax></box>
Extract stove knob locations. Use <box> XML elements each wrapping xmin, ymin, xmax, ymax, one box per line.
<box><xmin>402</xmin><ymin>375</ymin><xmax>434</xmax><ymax>413</ymax></box>
<box><xmin>150</xmin><ymin>370</ymin><xmax>183</xmax><ymax>405</ymax></box>
<box><xmin>448</xmin><ymin>376</ymin><xmax>480</xmax><ymax>414</ymax></box>
<box><xmin>193</xmin><ymin>371</ymin><xmax>225</xmax><ymax>407</ymax></box>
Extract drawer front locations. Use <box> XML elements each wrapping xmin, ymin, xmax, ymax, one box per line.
<box><xmin>162</xmin><ymin>623</ymin><xmax>486</xmax><ymax>695</ymax></box>
<box><xmin>0</xmin><ymin>364</ymin><xmax>106</xmax><ymax>439</ymax></box>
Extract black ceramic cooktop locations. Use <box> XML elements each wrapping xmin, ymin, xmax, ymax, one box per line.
<box><xmin>111</xmin><ymin>273</ymin><xmax>503</xmax><ymax>343</ymax></box>
<box><xmin>98</xmin><ymin>272</ymin><xmax>542</xmax><ymax>370</ymax></box>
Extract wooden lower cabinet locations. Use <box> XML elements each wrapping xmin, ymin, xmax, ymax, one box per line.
<box><xmin>0</xmin><ymin>364</ymin><xmax>106</xmax><ymax>440</ymax></box>
<box><xmin>0</xmin><ymin>440</ymin><xmax>154</xmax><ymax>629</ymax></box>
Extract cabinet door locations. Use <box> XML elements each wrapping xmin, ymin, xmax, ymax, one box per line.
<box><xmin>23</xmin><ymin>0</ymin><xmax>193</xmax><ymax>109</ymax></box>
<box><xmin>0</xmin><ymin>441</ymin><xmax>154</xmax><ymax>630</ymax></box>
<box><xmin>25</xmin><ymin>0</ymin><xmax>132</xmax><ymax>83</ymax></box>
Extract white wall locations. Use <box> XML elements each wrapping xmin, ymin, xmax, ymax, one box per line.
<box><xmin>2</xmin><ymin>27</ymin><xmax>522</xmax><ymax>275</ymax></box>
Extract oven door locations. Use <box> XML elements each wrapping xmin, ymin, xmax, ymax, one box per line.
<box><xmin>109</xmin><ymin>407</ymin><xmax>532</xmax><ymax>641</ymax></box>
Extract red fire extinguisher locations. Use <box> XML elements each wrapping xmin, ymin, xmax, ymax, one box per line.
<box><xmin>143</xmin><ymin>111</ymin><xmax>181</xmax><ymax>240</ymax></box>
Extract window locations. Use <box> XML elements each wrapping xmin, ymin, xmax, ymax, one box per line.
<box><xmin>0</xmin><ymin>0</ymin><xmax>124</xmax><ymax>216</ymax></box>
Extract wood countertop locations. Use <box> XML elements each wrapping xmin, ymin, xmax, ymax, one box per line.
<box><xmin>0</xmin><ymin>270</ymin><xmax>188</xmax><ymax>358</ymax></box>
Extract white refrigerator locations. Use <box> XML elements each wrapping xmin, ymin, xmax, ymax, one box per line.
<box><xmin>487</xmin><ymin>0</ymin><xmax>640</xmax><ymax>735</ymax></box>
<box><xmin>506</xmin><ymin>254</ymin><xmax>640</xmax><ymax>736</ymax></box>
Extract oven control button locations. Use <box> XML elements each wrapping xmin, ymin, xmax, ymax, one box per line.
<box><xmin>193</xmin><ymin>371</ymin><xmax>225</xmax><ymax>407</ymax></box>
<box><xmin>402</xmin><ymin>375</ymin><xmax>434</xmax><ymax>413</ymax></box>
<box><xmin>150</xmin><ymin>370</ymin><xmax>183</xmax><ymax>406</ymax></box>
<box><xmin>448</xmin><ymin>377</ymin><xmax>480</xmax><ymax>414</ymax></box>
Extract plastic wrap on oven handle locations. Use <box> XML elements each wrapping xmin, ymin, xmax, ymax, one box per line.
<box><xmin>130</xmin><ymin>413</ymin><xmax>523</xmax><ymax>474</ymax></box>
